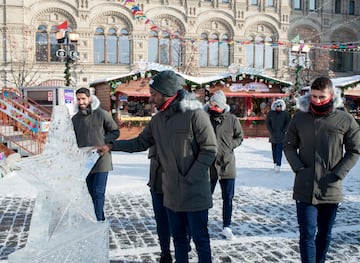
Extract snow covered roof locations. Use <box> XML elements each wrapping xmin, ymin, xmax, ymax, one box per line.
<box><xmin>302</xmin><ymin>75</ymin><xmax>360</xmax><ymax>91</ymax></box>
<box><xmin>331</xmin><ymin>75</ymin><xmax>360</xmax><ymax>88</ymax></box>
<box><xmin>89</xmin><ymin>63</ymin><xmax>173</xmax><ymax>86</ymax></box>
<box><xmin>89</xmin><ymin>62</ymin><xmax>292</xmax><ymax>87</ymax></box>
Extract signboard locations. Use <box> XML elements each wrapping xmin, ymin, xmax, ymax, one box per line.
<box><xmin>229</xmin><ymin>82</ymin><xmax>269</xmax><ymax>92</ymax></box>
<box><xmin>64</xmin><ymin>89</ymin><xmax>74</xmax><ymax>104</ymax></box>
<box><xmin>60</xmin><ymin>89</ymin><xmax>76</xmax><ymax>116</ymax></box>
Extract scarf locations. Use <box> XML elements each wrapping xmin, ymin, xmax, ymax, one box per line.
<box><xmin>159</xmin><ymin>93</ymin><xmax>178</xmax><ymax>112</ymax></box>
<box><xmin>310</xmin><ymin>94</ymin><xmax>334</xmax><ymax>116</ymax></box>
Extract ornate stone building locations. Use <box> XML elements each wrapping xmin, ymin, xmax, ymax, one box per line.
<box><xmin>0</xmin><ymin>0</ymin><xmax>359</xmax><ymax>88</ymax></box>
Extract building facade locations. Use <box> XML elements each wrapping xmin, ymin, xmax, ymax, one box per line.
<box><xmin>0</xmin><ymin>0</ymin><xmax>359</xmax><ymax>89</ymax></box>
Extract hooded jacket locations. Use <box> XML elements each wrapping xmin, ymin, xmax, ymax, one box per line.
<box><xmin>265</xmin><ymin>99</ymin><xmax>291</xmax><ymax>144</ymax></box>
<box><xmin>72</xmin><ymin>95</ymin><xmax>120</xmax><ymax>173</ymax></box>
<box><xmin>111</xmin><ymin>90</ymin><xmax>217</xmax><ymax>212</ymax></box>
<box><xmin>284</xmin><ymin>89</ymin><xmax>360</xmax><ymax>204</ymax></box>
<box><xmin>204</xmin><ymin>103</ymin><xmax>243</xmax><ymax>180</ymax></box>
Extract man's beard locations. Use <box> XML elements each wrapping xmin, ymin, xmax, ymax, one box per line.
<box><xmin>79</xmin><ymin>104</ymin><xmax>91</xmax><ymax>115</ymax></box>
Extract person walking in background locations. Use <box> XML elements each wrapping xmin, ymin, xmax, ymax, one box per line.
<box><xmin>265</xmin><ymin>98</ymin><xmax>290</xmax><ymax>173</ymax></box>
<box><xmin>204</xmin><ymin>90</ymin><xmax>243</xmax><ymax>240</ymax></box>
<box><xmin>148</xmin><ymin>146</ymin><xmax>173</xmax><ymax>263</ymax></box>
<box><xmin>96</xmin><ymin>70</ymin><xmax>217</xmax><ymax>263</ymax></box>
<box><xmin>72</xmin><ymin>87</ymin><xmax>119</xmax><ymax>221</ymax></box>
<box><xmin>283</xmin><ymin>77</ymin><xmax>360</xmax><ymax>263</ymax></box>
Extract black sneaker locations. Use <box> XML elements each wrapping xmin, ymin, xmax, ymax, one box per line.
<box><xmin>160</xmin><ymin>252</ymin><xmax>172</xmax><ymax>263</ymax></box>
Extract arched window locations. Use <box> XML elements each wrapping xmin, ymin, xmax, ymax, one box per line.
<box><xmin>309</xmin><ymin>0</ymin><xmax>315</xmax><ymax>11</ymax></box>
<box><xmin>119</xmin><ymin>29</ymin><xmax>130</xmax><ymax>64</ymax></box>
<box><xmin>171</xmin><ymin>32</ymin><xmax>182</xmax><ymax>68</ymax></box>
<box><xmin>159</xmin><ymin>31</ymin><xmax>170</xmax><ymax>65</ymax></box>
<box><xmin>148</xmin><ymin>31</ymin><xmax>159</xmax><ymax>63</ymax></box>
<box><xmin>93</xmin><ymin>27</ymin><xmax>130</xmax><ymax>64</ymax></box>
<box><xmin>94</xmin><ymin>28</ymin><xmax>105</xmax><ymax>63</ymax></box>
<box><xmin>293</xmin><ymin>0</ymin><xmax>301</xmax><ymax>10</ymax></box>
<box><xmin>245</xmin><ymin>35</ymin><xmax>274</xmax><ymax>69</ymax></box>
<box><xmin>209</xmin><ymin>34</ymin><xmax>219</xmax><ymax>66</ymax></box>
<box><xmin>35</xmin><ymin>25</ymin><xmax>61</xmax><ymax>62</ymax></box>
<box><xmin>107</xmin><ymin>28</ymin><xmax>117</xmax><ymax>64</ymax></box>
<box><xmin>254</xmin><ymin>36</ymin><xmax>264</xmax><ymax>68</ymax></box>
<box><xmin>219</xmin><ymin>34</ymin><xmax>230</xmax><ymax>66</ymax></box>
<box><xmin>329</xmin><ymin>30</ymin><xmax>357</xmax><ymax>72</ymax></box>
<box><xmin>199</xmin><ymin>33</ymin><xmax>208</xmax><ymax>67</ymax></box>
<box><xmin>335</xmin><ymin>0</ymin><xmax>341</xmax><ymax>13</ymax></box>
<box><xmin>264</xmin><ymin>37</ymin><xmax>274</xmax><ymax>69</ymax></box>
<box><xmin>148</xmin><ymin>30</ymin><xmax>183</xmax><ymax>67</ymax></box>
<box><xmin>199</xmin><ymin>33</ymin><xmax>231</xmax><ymax>67</ymax></box>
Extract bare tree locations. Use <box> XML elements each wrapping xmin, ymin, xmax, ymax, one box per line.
<box><xmin>181</xmin><ymin>40</ymin><xmax>199</xmax><ymax>76</ymax></box>
<box><xmin>5</xmin><ymin>29</ymin><xmax>45</xmax><ymax>91</ymax></box>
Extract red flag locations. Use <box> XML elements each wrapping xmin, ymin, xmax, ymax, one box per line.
<box><xmin>56</xmin><ymin>21</ymin><xmax>68</xmax><ymax>30</ymax></box>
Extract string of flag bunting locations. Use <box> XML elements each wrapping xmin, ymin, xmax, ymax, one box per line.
<box><xmin>57</xmin><ymin>0</ymin><xmax>360</xmax><ymax>52</ymax></box>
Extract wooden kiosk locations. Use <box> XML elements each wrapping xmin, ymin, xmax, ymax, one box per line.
<box><xmin>90</xmin><ymin>64</ymin><xmax>292</xmax><ymax>137</ymax></box>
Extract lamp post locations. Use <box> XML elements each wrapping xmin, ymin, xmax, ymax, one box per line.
<box><xmin>55</xmin><ymin>30</ymin><xmax>79</xmax><ymax>86</ymax></box>
<box><xmin>290</xmin><ymin>41</ymin><xmax>310</xmax><ymax>92</ymax></box>
<box><xmin>228</xmin><ymin>64</ymin><xmax>240</xmax><ymax>82</ymax></box>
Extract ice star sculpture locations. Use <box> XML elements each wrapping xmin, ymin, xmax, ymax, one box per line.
<box><xmin>8</xmin><ymin>106</ymin><xmax>109</xmax><ymax>263</ymax></box>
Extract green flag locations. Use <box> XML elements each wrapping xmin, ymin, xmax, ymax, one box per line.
<box><xmin>291</xmin><ymin>34</ymin><xmax>300</xmax><ymax>43</ymax></box>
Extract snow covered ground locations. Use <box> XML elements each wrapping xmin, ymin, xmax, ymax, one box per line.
<box><xmin>0</xmin><ymin>137</ymin><xmax>359</xmax><ymax>262</ymax></box>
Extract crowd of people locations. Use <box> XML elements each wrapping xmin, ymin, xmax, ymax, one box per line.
<box><xmin>73</xmin><ymin>72</ymin><xmax>360</xmax><ymax>263</ymax></box>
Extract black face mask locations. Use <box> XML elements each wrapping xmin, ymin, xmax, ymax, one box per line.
<box><xmin>209</xmin><ymin>109</ymin><xmax>222</xmax><ymax>118</ymax></box>
<box><xmin>310</xmin><ymin>100</ymin><xmax>334</xmax><ymax>115</ymax></box>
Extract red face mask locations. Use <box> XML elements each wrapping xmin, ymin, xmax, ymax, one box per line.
<box><xmin>311</xmin><ymin>94</ymin><xmax>333</xmax><ymax>106</ymax></box>
<box><xmin>310</xmin><ymin>94</ymin><xmax>334</xmax><ymax>115</ymax></box>
<box><xmin>209</xmin><ymin>105</ymin><xmax>224</xmax><ymax>113</ymax></box>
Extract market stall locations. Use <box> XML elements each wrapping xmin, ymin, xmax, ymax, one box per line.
<box><xmin>340</xmin><ymin>75</ymin><xmax>360</xmax><ymax>121</ymax></box>
<box><xmin>178</xmin><ymin>69</ymin><xmax>291</xmax><ymax>137</ymax></box>
<box><xmin>90</xmin><ymin>63</ymin><xmax>292</xmax><ymax>137</ymax></box>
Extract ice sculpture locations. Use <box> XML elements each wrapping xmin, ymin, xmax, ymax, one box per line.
<box><xmin>8</xmin><ymin>106</ymin><xmax>109</xmax><ymax>263</ymax></box>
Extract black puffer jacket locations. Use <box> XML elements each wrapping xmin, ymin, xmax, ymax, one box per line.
<box><xmin>284</xmin><ymin>90</ymin><xmax>360</xmax><ymax>204</ymax></box>
<box><xmin>112</xmin><ymin>90</ymin><xmax>217</xmax><ymax>212</ymax></box>
<box><xmin>265</xmin><ymin>99</ymin><xmax>291</xmax><ymax>144</ymax></box>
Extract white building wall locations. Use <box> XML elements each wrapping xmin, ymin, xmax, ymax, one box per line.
<box><xmin>0</xmin><ymin>0</ymin><xmax>358</xmax><ymax>89</ymax></box>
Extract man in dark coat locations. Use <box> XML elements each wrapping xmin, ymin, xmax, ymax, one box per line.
<box><xmin>148</xmin><ymin>145</ymin><xmax>173</xmax><ymax>263</ymax></box>
<box><xmin>204</xmin><ymin>90</ymin><xmax>243</xmax><ymax>240</ymax></box>
<box><xmin>72</xmin><ymin>87</ymin><xmax>119</xmax><ymax>221</ymax></box>
<box><xmin>265</xmin><ymin>98</ymin><xmax>290</xmax><ymax>173</ymax></box>
<box><xmin>97</xmin><ymin>70</ymin><xmax>217</xmax><ymax>263</ymax></box>
<box><xmin>283</xmin><ymin>77</ymin><xmax>360</xmax><ymax>263</ymax></box>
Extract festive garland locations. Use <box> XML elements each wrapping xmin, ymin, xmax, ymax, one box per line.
<box><xmin>118</xmin><ymin>0</ymin><xmax>360</xmax><ymax>52</ymax></box>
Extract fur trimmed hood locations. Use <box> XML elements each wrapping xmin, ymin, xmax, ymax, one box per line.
<box><xmin>270</xmin><ymin>99</ymin><xmax>286</xmax><ymax>111</ymax></box>
<box><xmin>296</xmin><ymin>87</ymin><xmax>343</xmax><ymax>112</ymax></box>
<box><xmin>74</xmin><ymin>94</ymin><xmax>101</xmax><ymax>114</ymax></box>
<box><xmin>176</xmin><ymin>89</ymin><xmax>204</xmax><ymax>112</ymax></box>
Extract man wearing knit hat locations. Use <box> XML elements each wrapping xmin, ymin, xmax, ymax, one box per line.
<box><xmin>205</xmin><ymin>90</ymin><xmax>243</xmax><ymax>240</ymax></box>
<box><xmin>149</xmin><ymin>70</ymin><xmax>183</xmax><ymax>98</ymax></box>
<box><xmin>97</xmin><ymin>70</ymin><xmax>217</xmax><ymax>263</ymax></box>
